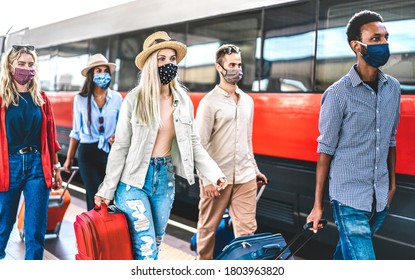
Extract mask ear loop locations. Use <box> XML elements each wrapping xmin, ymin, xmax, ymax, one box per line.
<box><xmin>9</xmin><ymin>64</ymin><xmax>15</xmax><ymax>74</ymax></box>
<box><xmin>217</xmin><ymin>63</ymin><xmax>228</xmax><ymax>77</ymax></box>
<box><xmin>355</xmin><ymin>40</ymin><xmax>367</xmax><ymax>57</ymax></box>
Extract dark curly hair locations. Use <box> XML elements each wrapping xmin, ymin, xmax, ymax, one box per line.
<box><xmin>346</xmin><ymin>10</ymin><xmax>384</xmax><ymax>45</ymax></box>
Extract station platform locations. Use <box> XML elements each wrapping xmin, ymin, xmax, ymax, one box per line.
<box><xmin>4</xmin><ymin>193</ymin><xmax>196</xmax><ymax>260</ymax></box>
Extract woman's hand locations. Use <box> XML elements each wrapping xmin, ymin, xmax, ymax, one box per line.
<box><xmin>216</xmin><ymin>177</ymin><xmax>227</xmax><ymax>191</ymax></box>
<box><xmin>108</xmin><ymin>134</ymin><xmax>115</xmax><ymax>146</ymax></box>
<box><xmin>63</xmin><ymin>158</ymin><xmax>73</xmax><ymax>173</ymax></box>
<box><xmin>94</xmin><ymin>195</ymin><xmax>111</xmax><ymax>206</ymax></box>
<box><xmin>53</xmin><ymin>168</ymin><xmax>63</xmax><ymax>190</ymax></box>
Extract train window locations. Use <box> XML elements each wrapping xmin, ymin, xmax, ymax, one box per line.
<box><xmin>37</xmin><ymin>42</ymin><xmax>87</xmax><ymax>92</ymax></box>
<box><xmin>37</xmin><ymin>47</ymin><xmax>58</xmax><ymax>91</ymax></box>
<box><xmin>317</xmin><ymin>0</ymin><xmax>415</xmax><ymax>93</ymax></box>
<box><xmin>90</xmin><ymin>37</ymin><xmax>110</xmax><ymax>57</ymax></box>
<box><xmin>56</xmin><ymin>41</ymin><xmax>89</xmax><ymax>91</ymax></box>
<box><xmin>261</xmin><ymin>1</ymin><xmax>316</xmax><ymax>93</ymax></box>
<box><xmin>186</xmin><ymin>12</ymin><xmax>262</xmax><ymax>93</ymax></box>
<box><xmin>114</xmin><ymin>31</ymin><xmax>146</xmax><ymax>92</ymax></box>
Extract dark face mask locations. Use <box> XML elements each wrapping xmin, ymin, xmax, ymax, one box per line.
<box><xmin>158</xmin><ymin>63</ymin><xmax>178</xmax><ymax>85</ymax></box>
<box><xmin>12</xmin><ymin>67</ymin><xmax>36</xmax><ymax>85</ymax></box>
<box><xmin>357</xmin><ymin>41</ymin><xmax>390</xmax><ymax>68</ymax></box>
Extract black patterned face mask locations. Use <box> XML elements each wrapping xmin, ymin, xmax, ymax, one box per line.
<box><xmin>158</xmin><ymin>63</ymin><xmax>178</xmax><ymax>85</ymax></box>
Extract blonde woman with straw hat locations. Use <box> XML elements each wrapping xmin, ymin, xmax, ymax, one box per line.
<box><xmin>64</xmin><ymin>53</ymin><xmax>122</xmax><ymax>211</ymax></box>
<box><xmin>94</xmin><ymin>31</ymin><xmax>227</xmax><ymax>260</ymax></box>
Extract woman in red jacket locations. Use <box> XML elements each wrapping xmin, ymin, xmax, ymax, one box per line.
<box><xmin>0</xmin><ymin>45</ymin><xmax>62</xmax><ymax>260</ymax></box>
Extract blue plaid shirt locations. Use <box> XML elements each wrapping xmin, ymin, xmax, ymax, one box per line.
<box><xmin>317</xmin><ymin>65</ymin><xmax>400</xmax><ymax>212</ymax></box>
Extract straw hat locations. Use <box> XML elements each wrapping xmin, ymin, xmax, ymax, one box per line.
<box><xmin>81</xmin><ymin>54</ymin><xmax>116</xmax><ymax>77</ymax></box>
<box><xmin>135</xmin><ymin>31</ymin><xmax>187</xmax><ymax>70</ymax></box>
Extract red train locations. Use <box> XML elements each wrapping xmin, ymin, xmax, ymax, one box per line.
<box><xmin>3</xmin><ymin>0</ymin><xmax>414</xmax><ymax>259</ymax></box>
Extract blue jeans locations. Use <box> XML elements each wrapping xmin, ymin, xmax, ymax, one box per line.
<box><xmin>0</xmin><ymin>151</ymin><xmax>49</xmax><ymax>260</ymax></box>
<box><xmin>331</xmin><ymin>200</ymin><xmax>389</xmax><ymax>260</ymax></box>
<box><xmin>114</xmin><ymin>156</ymin><xmax>175</xmax><ymax>260</ymax></box>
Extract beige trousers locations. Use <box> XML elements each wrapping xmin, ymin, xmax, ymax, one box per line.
<box><xmin>196</xmin><ymin>178</ymin><xmax>258</xmax><ymax>260</ymax></box>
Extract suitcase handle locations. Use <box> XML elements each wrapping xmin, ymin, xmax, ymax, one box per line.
<box><xmin>58</xmin><ymin>166</ymin><xmax>79</xmax><ymax>202</ymax></box>
<box><xmin>274</xmin><ymin>219</ymin><xmax>327</xmax><ymax>260</ymax></box>
<box><xmin>94</xmin><ymin>203</ymin><xmax>121</xmax><ymax>222</ymax></box>
<box><xmin>256</xmin><ymin>184</ymin><xmax>266</xmax><ymax>201</ymax></box>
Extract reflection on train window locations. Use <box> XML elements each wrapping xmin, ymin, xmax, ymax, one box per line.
<box><xmin>38</xmin><ymin>41</ymin><xmax>88</xmax><ymax>92</ymax></box>
<box><xmin>115</xmin><ymin>31</ymin><xmax>145</xmax><ymax>92</ymax></box>
<box><xmin>186</xmin><ymin>12</ymin><xmax>261</xmax><ymax>93</ymax></box>
<box><xmin>317</xmin><ymin>0</ymin><xmax>415</xmax><ymax>93</ymax></box>
<box><xmin>261</xmin><ymin>1</ymin><xmax>316</xmax><ymax>92</ymax></box>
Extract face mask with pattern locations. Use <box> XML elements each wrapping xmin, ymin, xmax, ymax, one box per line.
<box><xmin>93</xmin><ymin>73</ymin><xmax>111</xmax><ymax>88</ymax></box>
<box><xmin>158</xmin><ymin>63</ymin><xmax>178</xmax><ymax>85</ymax></box>
<box><xmin>219</xmin><ymin>64</ymin><xmax>243</xmax><ymax>84</ymax></box>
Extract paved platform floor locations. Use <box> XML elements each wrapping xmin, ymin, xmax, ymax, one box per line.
<box><xmin>4</xmin><ymin>192</ymin><xmax>196</xmax><ymax>260</ymax></box>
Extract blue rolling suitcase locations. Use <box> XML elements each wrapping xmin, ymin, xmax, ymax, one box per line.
<box><xmin>190</xmin><ymin>208</ymin><xmax>234</xmax><ymax>258</ymax></box>
<box><xmin>215</xmin><ymin>219</ymin><xmax>327</xmax><ymax>260</ymax></box>
<box><xmin>191</xmin><ymin>184</ymin><xmax>266</xmax><ymax>258</ymax></box>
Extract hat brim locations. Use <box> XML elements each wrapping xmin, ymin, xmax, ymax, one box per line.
<box><xmin>135</xmin><ymin>41</ymin><xmax>187</xmax><ymax>70</ymax></box>
<box><xmin>81</xmin><ymin>63</ymin><xmax>117</xmax><ymax>77</ymax></box>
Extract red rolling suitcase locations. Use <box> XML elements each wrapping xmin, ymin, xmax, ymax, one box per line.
<box><xmin>17</xmin><ymin>167</ymin><xmax>79</xmax><ymax>241</ymax></box>
<box><xmin>74</xmin><ymin>203</ymin><xmax>134</xmax><ymax>260</ymax></box>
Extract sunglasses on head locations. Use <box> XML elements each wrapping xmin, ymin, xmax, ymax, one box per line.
<box><xmin>148</xmin><ymin>38</ymin><xmax>177</xmax><ymax>48</ymax></box>
<box><xmin>98</xmin><ymin>116</ymin><xmax>104</xmax><ymax>133</ymax></box>
<box><xmin>221</xmin><ymin>46</ymin><xmax>240</xmax><ymax>55</ymax></box>
<box><xmin>12</xmin><ymin>45</ymin><xmax>35</xmax><ymax>52</ymax></box>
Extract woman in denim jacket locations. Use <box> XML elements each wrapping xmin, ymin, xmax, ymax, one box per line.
<box><xmin>95</xmin><ymin>31</ymin><xmax>227</xmax><ymax>260</ymax></box>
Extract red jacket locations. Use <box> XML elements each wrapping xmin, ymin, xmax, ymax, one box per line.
<box><xmin>0</xmin><ymin>91</ymin><xmax>61</xmax><ymax>191</ymax></box>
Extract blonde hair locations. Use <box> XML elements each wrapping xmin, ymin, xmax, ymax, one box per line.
<box><xmin>133</xmin><ymin>50</ymin><xmax>184</xmax><ymax>126</ymax></box>
<box><xmin>0</xmin><ymin>47</ymin><xmax>43</xmax><ymax>108</ymax></box>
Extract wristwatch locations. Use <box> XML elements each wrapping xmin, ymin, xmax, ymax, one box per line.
<box><xmin>54</xmin><ymin>162</ymin><xmax>61</xmax><ymax>170</ymax></box>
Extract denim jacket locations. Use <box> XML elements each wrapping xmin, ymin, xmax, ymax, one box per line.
<box><xmin>96</xmin><ymin>85</ymin><xmax>225</xmax><ymax>200</ymax></box>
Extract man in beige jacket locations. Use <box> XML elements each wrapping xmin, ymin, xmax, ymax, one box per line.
<box><xmin>195</xmin><ymin>44</ymin><xmax>268</xmax><ymax>260</ymax></box>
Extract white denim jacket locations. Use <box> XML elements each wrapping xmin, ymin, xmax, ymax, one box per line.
<box><xmin>96</xmin><ymin>85</ymin><xmax>225</xmax><ymax>200</ymax></box>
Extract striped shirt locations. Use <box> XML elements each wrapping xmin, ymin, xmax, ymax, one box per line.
<box><xmin>317</xmin><ymin>65</ymin><xmax>400</xmax><ymax>212</ymax></box>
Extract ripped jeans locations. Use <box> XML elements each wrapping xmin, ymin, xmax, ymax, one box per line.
<box><xmin>114</xmin><ymin>156</ymin><xmax>175</xmax><ymax>260</ymax></box>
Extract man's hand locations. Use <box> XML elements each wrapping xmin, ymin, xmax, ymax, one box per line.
<box><xmin>306</xmin><ymin>207</ymin><xmax>324</xmax><ymax>233</ymax></box>
<box><xmin>203</xmin><ymin>184</ymin><xmax>221</xmax><ymax>198</ymax></box>
<box><xmin>256</xmin><ymin>173</ymin><xmax>268</xmax><ymax>186</ymax></box>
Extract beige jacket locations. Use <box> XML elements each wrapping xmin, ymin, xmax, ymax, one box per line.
<box><xmin>96</xmin><ymin>85</ymin><xmax>225</xmax><ymax>200</ymax></box>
